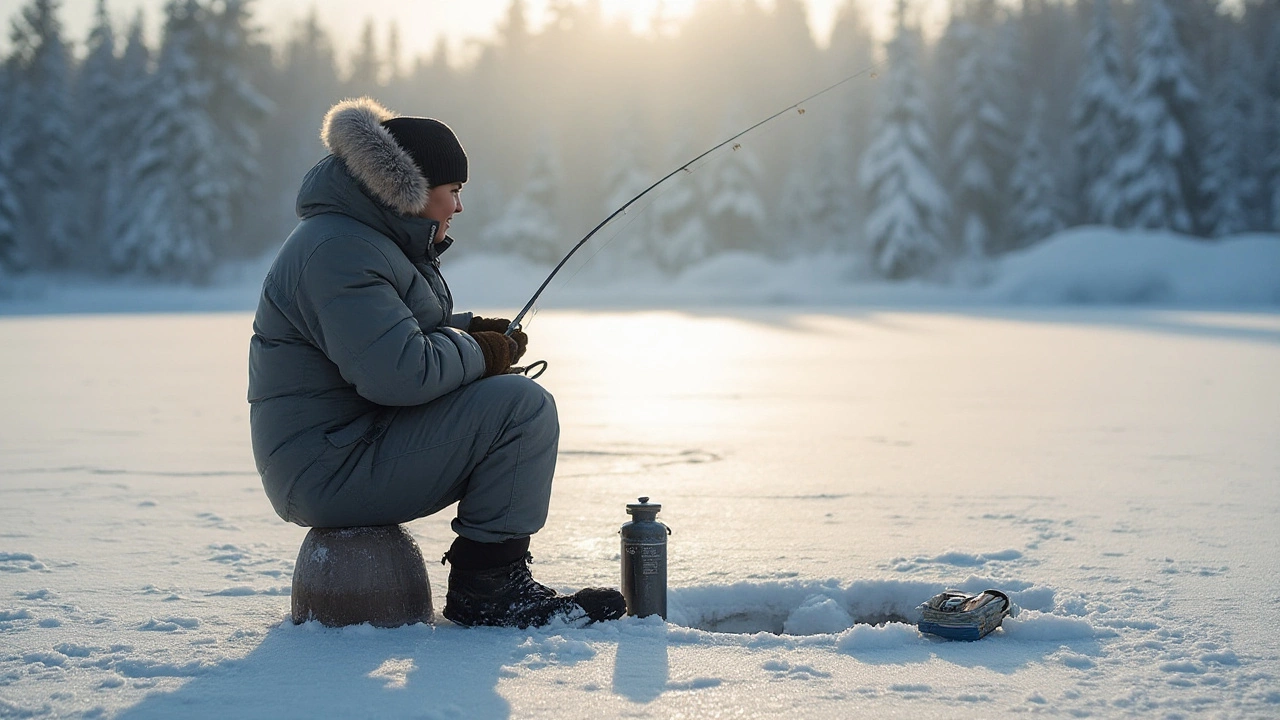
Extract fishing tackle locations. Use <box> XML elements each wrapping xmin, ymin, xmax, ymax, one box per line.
<box><xmin>504</xmin><ymin>60</ymin><xmax>884</xmax><ymax>339</ymax></box>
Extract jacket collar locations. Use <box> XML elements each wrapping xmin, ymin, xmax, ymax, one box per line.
<box><xmin>296</xmin><ymin>155</ymin><xmax>452</xmax><ymax>264</ymax></box>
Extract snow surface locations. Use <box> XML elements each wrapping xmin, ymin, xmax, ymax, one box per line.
<box><xmin>1</xmin><ymin>229</ymin><xmax>1279</xmax><ymax>718</ymax></box>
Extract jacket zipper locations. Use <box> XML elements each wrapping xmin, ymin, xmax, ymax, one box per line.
<box><xmin>428</xmin><ymin>258</ymin><xmax>455</xmax><ymax>320</ymax></box>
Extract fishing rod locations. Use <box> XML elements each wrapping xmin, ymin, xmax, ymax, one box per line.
<box><xmin>504</xmin><ymin>60</ymin><xmax>885</xmax><ymax>340</ymax></box>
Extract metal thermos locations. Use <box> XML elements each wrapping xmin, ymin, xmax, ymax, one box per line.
<box><xmin>620</xmin><ymin>497</ymin><xmax>669</xmax><ymax>619</ymax></box>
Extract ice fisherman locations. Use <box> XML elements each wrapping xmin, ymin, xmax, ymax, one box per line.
<box><xmin>247</xmin><ymin>97</ymin><xmax>626</xmax><ymax>628</ymax></box>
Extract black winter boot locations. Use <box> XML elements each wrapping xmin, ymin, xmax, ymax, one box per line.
<box><xmin>441</xmin><ymin>539</ymin><xmax>625</xmax><ymax>629</ymax></box>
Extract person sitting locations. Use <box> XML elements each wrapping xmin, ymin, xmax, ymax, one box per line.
<box><xmin>247</xmin><ymin>97</ymin><xmax>625</xmax><ymax>628</ymax></box>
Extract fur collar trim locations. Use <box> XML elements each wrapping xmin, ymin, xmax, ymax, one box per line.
<box><xmin>320</xmin><ymin>97</ymin><xmax>428</xmax><ymax>215</ymax></box>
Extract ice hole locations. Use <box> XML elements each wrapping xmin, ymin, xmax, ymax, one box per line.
<box><xmin>672</xmin><ymin>588</ymin><xmax>915</xmax><ymax>636</ymax></box>
<box><xmin>683</xmin><ymin>609</ymin><xmax>912</xmax><ymax>636</ymax></box>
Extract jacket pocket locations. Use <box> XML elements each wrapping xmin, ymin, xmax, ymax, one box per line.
<box><xmin>324</xmin><ymin>410</ymin><xmax>395</xmax><ymax>448</ymax></box>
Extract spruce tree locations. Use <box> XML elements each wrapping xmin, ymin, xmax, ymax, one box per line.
<box><xmin>777</xmin><ymin>143</ymin><xmax>826</xmax><ymax>255</ymax></box>
<box><xmin>776</xmin><ymin>160</ymin><xmax>822</xmax><ymax>253</ymax></box>
<box><xmin>1071</xmin><ymin>0</ymin><xmax>1128</xmax><ymax>226</ymax></box>
<box><xmin>7</xmin><ymin>0</ymin><xmax>76</xmax><ymax>268</ymax></box>
<box><xmin>77</xmin><ymin>0</ymin><xmax>119</xmax><ymax>258</ymax></box>
<box><xmin>484</xmin><ymin>134</ymin><xmax>565</xmax><ymax>266</ymax></box>
<box><xmin>702</xmin><ymin>112</ymin><xmax>767</xmax><ymax>256</ymax></box>
<box><xmin>1114</xmin><ymin>0</ymin><xmax>1201</xmax><ymax>233</ymax></box>
<box><xmin>1010</xmin><ymin>95</ymin><xmax>1067</xmax><ymax>247</ymax></box>
<box><xmin>649</xmin><ymin>136</ymin><xmax>709</xmax><ymax>274</ymax></box>
<box><xmin>1198</xmin><ymin>42</ymin><xmax>1257</xmax><ymax>237</ymax></box>
<box><xmin>201</xmin><ymin>0</ymin><xmax>273</xmax><ymax>257</ymax></box>
<box><xmin>858</xmin><ymin>1</ymin><xmax>948</xmax><ymax>279</ymax></box>
<box><xmin>386</xmin><ymin>24</ymin><xmax>402</xmax><ymax>86</ymax></box>
<box><xmin>938</xmin><ymin>2</ymin><xmax>1014</xmax><ymax>258</ymax></box>
<box><xmin>824</xmin><ymin>0</ymin><xmax>875</xmax><ymax>252</ymax></box>
<box><xmin>599</xmin><ymin>122</ymin><xmax>654</xmax><ymax>273</ymax></box>
<box><xmin>0</xmin><ymin>70</ymin><xmax>24</xmax><ymax>273</ymax></box>
<box><xmin>258</xmin><ymin>9</ymin><xmax>339</xmax><ymax>239</ymax></box>
<box><xmin>101</xmin><ymin>10</ymin><xmax>150</xmax><ymax>267</ymax></box>
<box><xmin>777</xmin><ymin>130</ymin><xmax>855</xmax><ymax>255</ymax></box>
<box><xmin>348</xmin><ymin>18</ymin><xmax>380</xmax><ymax>93</ymax></box>
<box><xmin>0</xmin><ymin>138</ymin><xmax>22</xmax><ymax>273</ymax></box>
<box><xmin>1257</xmin><ymin>16</ymin><xmax>1280</xmax><ymax>231</ymax></box>
<box><xmin>112</xmin><ymin>0</ymin><xmax>223</xmax><ymax>280</ymax></box>
<box><xmin>1270</xmin><ymin>98</ymin><xmax>1280</xmax><ymax>231</ymax></box>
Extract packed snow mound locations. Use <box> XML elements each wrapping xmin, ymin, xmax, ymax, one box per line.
<box><xmin>1</xmin><ymin>228</ymin><xmax>1276</xmax><ymax>314</ymax></box>
<box><xmin>985</xmin><ymin>227</ymin><xmax>1280</xmax><ymax>305</ymax></box>
<box><xmin>433</xmin><ymin>229</ymin><xmax>1280</xmax><ymax>309</ymax></box>
<box><xmin>667</xmin><ymin>579</ymin><xmax>1059</xmax><ymax>637</ymax></box>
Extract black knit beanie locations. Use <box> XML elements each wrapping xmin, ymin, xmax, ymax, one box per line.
<box><xmin>380</xmin><ymin>117</ymin><xmax>469</xmax><ymax>187</ymax></box>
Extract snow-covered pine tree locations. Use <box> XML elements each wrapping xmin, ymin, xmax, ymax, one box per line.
<box><xmin>100</xmin><ymin>10</ymin><xmax>151</xmax><ymax>266</ymax></box>
<box><xmin>76</xmin><ymin>0</ymin><xmax>119</xmax><ymax>258</ymax></box>
<box><xmin>598</xmin><ymin>122</ymin><xmax>655</xmax><ymax>274</ymax></box>
<box><xmin>1014</xmin><ymin>0</ymin><xmax>1083</xmax><ymax>164</ymax></box>
<box><xmin>1070</xmin><ymin>0</ymin><xmax>1128</xmax><ymax>226</ymax></box>
<box><xmin>777</xmin><ymin>154</ymin><xmax>823</xmax><ymax>254</ymax></box>
<box><xmin>7</xmin><ymin>0</ymin><xmax>76</xmax><ymax>269</ymax></box>
<box><xmin>823</xmin><ymin>1</ymin><xmax>876</xmax><ymax>253</ymax></box>
<box><xmin>347</xmin><ymin>19</ymin><xmax>380</xmax><ymax>93</ymax></box>
<box><xmin>938</xmin><ymin>1</ymin><xmax>1014</xmax><ymax>258</ymax></box>
<box><xmin>0</xmin><ymin>137</ymin><xmax>22</xmax><ymax>274</ymax></box>
<box><xmin>777</xmin><ymin>129</ymin><xmax>855</xmax><ymax>255</ymax></box>
<box><xmin>1010</xmin><ymin>95</ymin><xmax>1067</xmax><ymax>247</ymax></box>
<box><xmin>485</xmin><ymin>135</ymin><xmax>565</xmax><ymax>266</ymax></box>
<box><xmin>1258</xmin><ymin>16</ymin><xmax>1280</xmax><ymax>231</ymax></box>
<box><xmin>1113</xmin><ymin>0</ymin><xmax>1202</xmax><ymax>234</ymax></box>
<box><xmin>858</xmin><ymin>1</ymin><xmax>948</xmax><ymax>279</ymax></box>
<box><xmin>1270</xmin><ymin>98</ymin><xmax>1280</xmax><ymax>231</ymax></box>
<box><xmin>201</xmin><ymin>0</ymin><xmax>273</xmax><ymax>257</ymax></box>
<box><xmin>701</xmin><ymin>112</ymin><xmax>767</xmax><ymax>256</ymax></box>
<box><xmin>0</xmin><ymin>69</ymin><xmax>24</xmax><ymax>273</ymax></box>
<box><xmin>649</xmin><ymin>136</ymin><xmax>708</xmax><ymax>274</ymax></box>
<box><xmin>385</xmin><ymin>23</ymin><xmax>402</xmax><ymax>86</ymax></box>
<box><xmin>259</xmin><ymin>8</ymin><xmax>339</xmax><ymax>238</ymax></box>
<box><xmin>1198</xmin><ymin>42</ymin><xmax>1257</xmax><ymax>238</ymax></box>
<box><xmin>111</xmin><ymin>0</ymin><xmax>223</xmax><ymax>280</ymax></box>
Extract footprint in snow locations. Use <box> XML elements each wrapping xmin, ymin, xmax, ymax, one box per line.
<box><xmin>665</xmin><ymin>677</ymin><xmax>722</xmax><ymax>691</ymax></box>
<box><xmin>887</xmin><ymin>549</ymin><xmax>1024</xmax><ymax>572</ymax></box>
<box><xmin>0</xmin><ymin>552</ymin><xmax>46</xmax><ymax>572</ymax></box>
<box><xmin>762</xmin><ymin>658</ymin><xmax>831</xmax><ymax>679</ymax></box>
<box><xmin>139</xmin><ymin>616</ymin><xmax>201</xmax><ymax>632</ymax></box>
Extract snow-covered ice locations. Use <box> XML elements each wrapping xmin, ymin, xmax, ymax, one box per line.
<box><xmin>1</xmin><ymin>229</ymin><xmax>1279</xmax><ymax>718</ymax></box>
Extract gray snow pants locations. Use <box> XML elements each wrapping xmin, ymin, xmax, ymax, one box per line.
<box><xmin>290</xmin><ymin>374</ymin><xmax>559</xmax><ymax>543</ymax></box>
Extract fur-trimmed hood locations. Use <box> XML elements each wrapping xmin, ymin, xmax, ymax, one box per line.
<box><xmin>320</xmin><ymin>98</ymin><xmax>428</xmax><ymax>215</ymax></box>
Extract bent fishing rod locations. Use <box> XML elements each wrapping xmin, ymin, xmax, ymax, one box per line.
<box><xmin>504</xmin><ymin>60</ymin><xmax>884</xmax><ymax>341</ymax></box>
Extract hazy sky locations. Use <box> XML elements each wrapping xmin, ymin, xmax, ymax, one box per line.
<box><xmin>1</xmin><ymin>0</ymin><xmax>953</xmax><ymax>61</ymax></box>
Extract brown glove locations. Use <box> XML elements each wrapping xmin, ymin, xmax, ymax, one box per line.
<box><xmin>470</xmin><ymin>331</ymin><xmax>519</xmax><ymax>378</ymax></box>
<box><xmin>468</xmin><ymin>316</ymin><xmax>528</xmax><ymax>362</ymax></box>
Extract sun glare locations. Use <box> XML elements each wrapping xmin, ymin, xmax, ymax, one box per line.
<box><xmin>595</xmin><ymin>0</ymin><xmax>700</xmax><ymax>34</ymax></box>
<box><xmin>34</xmin><ymin>0</ymin><xmax>948</xmax><ymax>63</ymax></box>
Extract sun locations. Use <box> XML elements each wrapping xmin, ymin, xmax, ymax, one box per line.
<box><xmin>594</xmin><ymin>0</ymin><xmax>701</xmax><ymax>34</ymax></box>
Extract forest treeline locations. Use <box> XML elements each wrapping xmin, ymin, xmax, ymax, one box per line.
<box><xmin>0</xmin><ymin>0</ymin><xmax>1277</xmax><ymax>282</ymax></box>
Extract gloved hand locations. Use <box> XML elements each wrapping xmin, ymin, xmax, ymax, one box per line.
<box><xmin>468</xmin><ymin>316</ymin><xmax>528</xmax><ymax>362</ymax></box>
<box><xmin>469</xmin><ymin>331</ymin><xmax>519</xmax><ymax>378</ymax></box>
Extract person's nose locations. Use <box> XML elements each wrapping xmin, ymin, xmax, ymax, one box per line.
<box><xmin>455</xmin><ymin>198</ymin><xmax>463</xmax><ymax>214</ymax></box>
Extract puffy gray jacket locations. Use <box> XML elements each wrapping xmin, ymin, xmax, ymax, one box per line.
<box><xmin>247</xmin><ymin>154</ymin><xmax>486</xmax><ymax>521</ymax></box>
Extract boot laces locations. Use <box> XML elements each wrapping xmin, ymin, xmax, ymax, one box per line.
<box><xmin>511</xmin><ymin>552</ymin><xmax>558</xmax><ymax>601</ymax></box>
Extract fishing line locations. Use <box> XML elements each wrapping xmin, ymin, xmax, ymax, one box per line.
<box><xmin>554</xmin><ymin>194</ymin><xmax>661</xmax><ymax>292</ymax></box>
<box><xmin>505</xmin><ymin>59</ymin><xmax>884</xmax><ymax>337</ymax></box>
<box><xmin>558</xmin><ymin>106</ymin><xmax>808</xmax><ymax>290</ymax></box>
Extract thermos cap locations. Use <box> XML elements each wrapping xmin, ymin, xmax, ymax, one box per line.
<box><xmin>627</xmin><ymin>496</ymin><xmax>661</xmax><ymax>516</ymax></box>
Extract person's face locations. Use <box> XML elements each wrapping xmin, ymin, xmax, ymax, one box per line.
<box><xmin>418</xmin><ymin>182</ymin><xmax>463</xmax><ymax>242</ymax></box>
